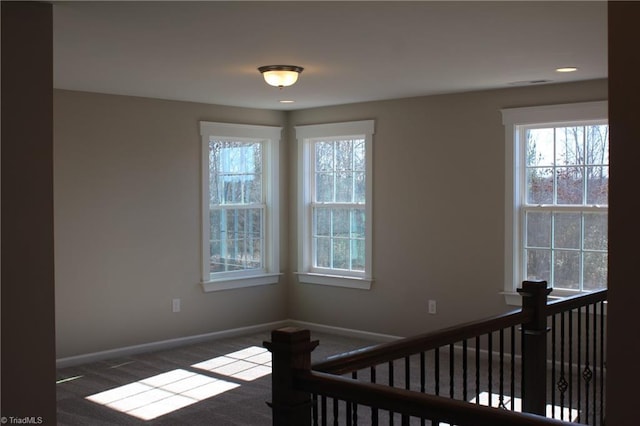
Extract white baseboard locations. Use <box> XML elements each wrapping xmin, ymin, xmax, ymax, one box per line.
<box><xmin>56</xmin><ymin>320</ymin><xmax>290</xmax><ymax>369</ymax></box>
<box><xmin>56</xmin><ymin>320</ymin><xmax>600</xmax><ymax>373</ymax></box>
<box><xmin>287</xmin><ymin>320</ymin><xmax>402</xmax><ymax>343</ymax></box>
<box><xmin>56</xmin><ymin>319</ymin><xmax>401</xmax><ymax>369</ymax></box>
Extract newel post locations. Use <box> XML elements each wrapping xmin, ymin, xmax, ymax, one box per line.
<box><xmin>518</xmin><ymin>280</ymin><xmax>552</xmax><ymax>416</ymax></box>
<box><xmin>264</xmin><ymin>327</ymin><xmax>318</xmax><ymax>426</ymax></box>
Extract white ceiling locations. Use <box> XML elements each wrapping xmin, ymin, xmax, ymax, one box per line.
<box><xmin>53</xmin><ymin>1</ymin><xmax>607</xmax><ymax>111</ymax></box>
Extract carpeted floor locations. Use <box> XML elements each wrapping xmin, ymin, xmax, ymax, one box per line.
<box><xmin>56</xmin><ymin>330</ymin><xmax>379</xmax><ymax>426</ymax></box>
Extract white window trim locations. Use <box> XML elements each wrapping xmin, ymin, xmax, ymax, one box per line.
<box><xmin>199</xmin><ymin>121</ymin><xmax>282</xmax><ymax>292</ymax></box>
<box><xmin>295</xmin><ymin>120</ymin><xmax>375</xmax><ymax>290</ymax></box>
<box><xmin>501</xmin><ymin>101</ymin><xmax>608</xmax><ymax>305</ymax></box>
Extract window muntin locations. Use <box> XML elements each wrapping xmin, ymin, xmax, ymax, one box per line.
<box><xmin>311</xmin><ymin>137</ymin><xmax>366</xmax><ymax>274</ymax></box>
<box><xmin>520</xmin><ymin>122</ymin><xmax>608</xmax><ymax>292</ymax></box>
<box><xmin>208</xmin><ymin>139</ymin><xmax>264</xmax><ymax>274</ymax></box>
<box><xmin>200</xmin><ymin>122</ymin><xmax>281</xmax><ymax>291</ymax></box>
<box><xmin>296</xmin><ymin>120</ymin><xmax>374</xmax><ymax>289</ymax></box>
<box><xmin>524</xmin><ymin>125</ymin><xmax>609</xmax><ymax>206</ymax></box>
<box><xmin>502</xmin><ymin>101</ymin><xmax>608</xmax><ymax>303</ymax></box>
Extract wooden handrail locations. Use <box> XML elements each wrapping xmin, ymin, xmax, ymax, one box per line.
<box><xmin>296</xmin><ymin>371</ymin><xmax>582</xmax><ymax>426</ymax></box>
<box><xmin>545</xmin><ymin>289</ymin><xmax>607</xmax><ymax>316</ymax></box>
<box><xmin>266</xmin><ymin>282</ymin><xmax>607</xmax><ymax>425</ymax></box>
<box><xmin>313</xmin><ymin>309</ymin><xmax>530</xmax><ymax>375</ymax></box>
<box><xmin>313</xmin><ymin>286</ymin><xmax>607</xmax><ymax>376</ymax></box>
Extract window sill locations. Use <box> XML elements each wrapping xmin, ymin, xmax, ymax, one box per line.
<box><xmin>296</xmin><ymin>272</ymin><xmax>372</xmax><ymax>290</ymax></box>
<box><xmin>502</xmin><ymin>292</ymin><xmax>523</xmax><ymax>306</ymax></box>
<box><xmin>200</xmin><ymin>273</ymin><xmax>281</xmax><ymax>292</ymax></box>
<box><xmin>502</xmin><ymin>291</ymin><xmax>563</xmax><ymax>306</ymax></box>
<box><xmin>502</xmin><ymin>290</ymin><xmax>603</xmax><ymax>307</ymax></box>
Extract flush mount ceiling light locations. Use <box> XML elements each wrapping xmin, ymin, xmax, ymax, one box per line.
<box><xmin>258</xmin><ymin>65</ymin><xmax>304</xmax><ymax>88</ymax></box>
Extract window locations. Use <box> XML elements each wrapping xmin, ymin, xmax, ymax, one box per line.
<box><xmin>502</xmin><ymin>102</ymin><xmax>608</xmax><ymax>303</ymax></box>
<box><xmin>200</xmin><ymin>122</ymin><xmax>281</xmax><ymax>292</ymax></box>
<box><xmin>295</xmin><ymin>120</ymin><xmax>374</xmax><ymax>289</ymax></box>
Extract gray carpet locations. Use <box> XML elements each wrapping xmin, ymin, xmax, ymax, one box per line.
<box><xmin>56</xmin><ymin>330</ymin><xmax>378</xmax><ymax>425</ymax></box>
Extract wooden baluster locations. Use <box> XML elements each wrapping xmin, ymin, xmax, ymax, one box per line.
<box><xmin>434</xmin><ymin>348</ymin><xmax>440</xmax><ymax>426</ymax></box>
<box><xmin>599</xmin><ymin>300</ymin><xmax>605</xmax><ymax>425</ymax></box>
<box><xmin>420</xmin><ymin>352</ymin><xmax>426</xmax><ymax>426</ymax></box>
<box><xmin>584</xmin><ymin>305</ymin><xmax>592</xmax><ymax>423</ymax></box>
<box><xmin>488</xmin><ymin>332</ymin><xmax>493</xmax><ymax>405</ymax></box>
<box><xmin>499</xmin><ymin>329</ymin><xmax>505</xmax><ymax>409</ymax></box>
<box><xmin>592</xmin><ymin>303</ymin><xmax>597</xmax><ymax>426</ymax></box>
<box><xmin>389</xmin><ymin>361</ymin><xmax>395</xmax><ymax>426</ymax></box>
<box><xmin>551</xmin><ymin>314</ymin><xmax>557</xmax><ymax>418</ymax></box>
<box><xmin>559</xmin><ymin>313</ymin><xmax>567</xmax><ymax>421</ymax></box>
<box><xmin>510</xmin><ymin>326</ymin><xmax>516</xmax><ymax>411</ymax></box>
<box><xmin>405</xmin><ymin>356</ymin><xmax>411</xmax><ymax>391</ymax></box>
<box><xmin>312</xmin><ymin>394</ymin><xmax>318</xmax><ymax>426</ymax></box>
<box><xmin>321</xmin><ymin>396</ymin><xmax>327</xmax><ymax>426</ymax></box>
<box><xmin>568</xmin><ymin>310</ymin><xmax>573</xmax><ymax>420</ymax></box>
<box><xmin>420</xmin><ymin>352</ymin><xmax>426</xmax><ymax>393</ymax></box>
<box><xmin>351</xmin><ymin>371</ymin><xmax>358</xmax><ymax>425</ymax></box>
<box><xmin>475</xmin><ymin>336</ymin><xmax>481</xmax><ymax>405</ymax></box>
<box><xmin>449</xmin><ymin>344</ymin><xmax>455</xmax><ymax>399</ymax></box>
<box><xmin>462</xmin><ymin>340</ymin><xmax>468</xmax><ymax>402</ymax></box>
<box><xmin>577</xmin><ymin>306</ymin><xmax>582</xmax><ymax>423</ymax></box>
<box><xmin>402</xmin><ymin>356</ymin><xmax>411</xmax><ymax>425</ymax></box>
<box><xmin>434</xmin><ymin>348</ymin><xmax>440</xmax><ymax>396</ymax></box>
<box><xmin>370</xmin><ymin>366</ymin><xmax>378</xmax><ymax>425</ymax></box>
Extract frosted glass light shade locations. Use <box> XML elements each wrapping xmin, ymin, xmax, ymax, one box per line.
<box><xmin>258</xmin><ymin>65</ymin><xmax>303</xmax><ymax>88</ymax></box>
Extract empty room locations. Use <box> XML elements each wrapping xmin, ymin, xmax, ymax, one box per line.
<box><xmin>2</xmin><ymin>1</ymin><xmax>639</xmax><ymax>425</ymax></box>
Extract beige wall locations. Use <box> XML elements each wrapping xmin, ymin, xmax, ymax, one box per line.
<box><xmin>54</xmin><ymin>90</ymin><xmax>288</xmax><ymax>358</ymax></box>
<box><xmin>54</xmin><ymin>79</ymin><xmax>607</xmax><ymax>358</ymax></box>
<box><xmin>288</xmin><ymin>79</ymin><xmax>608</xmax><ymax>337</ymax></box>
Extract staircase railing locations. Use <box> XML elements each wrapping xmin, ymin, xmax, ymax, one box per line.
<box><xmin>265</xmin><ymin>281</ymin><xmax>607</xmax><ymax>425</ymax></box>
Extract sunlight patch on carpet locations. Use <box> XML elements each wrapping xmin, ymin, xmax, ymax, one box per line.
<box><xmin>85</xmin><ymin>345</ymin><xmax>272</xmax><ymax>420</ymax></box>
<box><xmin>86</xmin><ymin>368</ymin><xmax>239</xmax><ymax>420</ymax></box>
<box><xmin>440</xmin><ymin>391</ymin><xmax>578</xmax><ymax>425</ymax></box>
<box><xmin>191</xmin><ymin>345</ymin><xmax>272</xmax><ymax>381</ymax></box>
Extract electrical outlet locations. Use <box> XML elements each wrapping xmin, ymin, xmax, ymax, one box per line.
<box><xmin>172</xmin><ymin>298</ymin><xmax>181</xmax><ymax>313</ymax></box>
<box><xmin>428</xmin><ymin>300</ymin><xmax>437</xmax><ymax>314</ymax></box>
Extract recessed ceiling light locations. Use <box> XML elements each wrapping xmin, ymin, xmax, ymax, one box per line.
<box><xmin>279</xmin><ymin>100</ymin><xmax>295</xmax><ymax>104</ymax></box>
<box><xmin>556</xmin><ymin>67</ymin><xmax>578</xmax><ymax>73</ymax></box>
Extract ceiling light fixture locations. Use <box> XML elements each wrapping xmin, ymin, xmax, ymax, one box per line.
<box><xmin>555</xmin><ymin>67</ymin><xmax>578</xmax><ymax>73</ymax></box>
<box><xmin>258</xmin><ymin>65</ymin><xmax>303</xmax><ymax>88</ymax></box>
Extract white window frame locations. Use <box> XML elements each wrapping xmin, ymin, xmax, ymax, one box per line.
<box><xmin>199</xmin><ymin>121</ymin><xmax>281</xmax><ymax>292</ymax></box>
<box><xmin>295</xmin><ymin>120</ymin><xmax>375</xmax><ymax>290</ymax></box>
<box><xmin>501</xmin><ymin>101</ymin><xmax>608</xmax><ymax>305</ymax></box>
